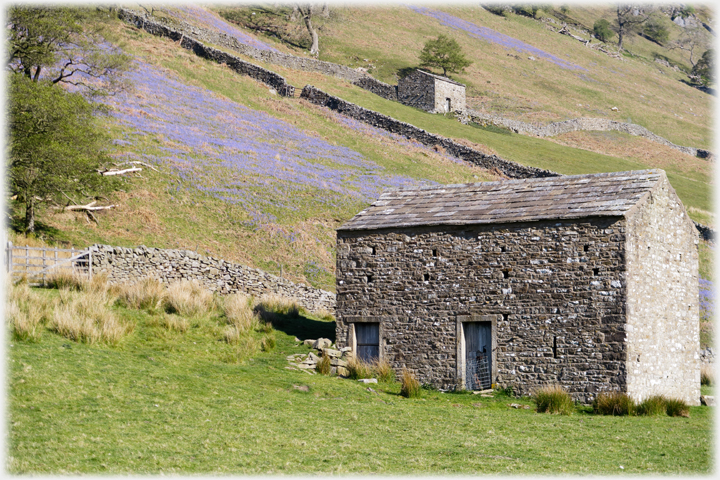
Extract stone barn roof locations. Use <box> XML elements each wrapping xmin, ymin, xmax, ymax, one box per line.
<box><xmin>407</xmin><ymin>69</ymin><xmax>466</xmax><ymax>87</ymax></box>
<box><xmin>339</xmin><ymin>170</ymin><xmax>666</xmax><ymax>231</ymax></box>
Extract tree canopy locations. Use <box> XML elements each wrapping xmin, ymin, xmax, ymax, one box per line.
<box><xmin>419</xmin><ymin>35</ymin><xmax>472</xmax><ymax>77</ymax></box>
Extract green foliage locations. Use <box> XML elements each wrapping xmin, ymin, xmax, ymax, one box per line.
<box><xmin>513</xmin><ymin>5</ymin><xmax>545</xmax><ymax>19</ymax></box>
<box><xmin>347</xmin><ymin>357</ymin><xmax>374</xmax><ymax>380</ymax></box>
<box><xmin>593</xmin><ymin>392</ymin><xmax>635</xmax><ymax>416</ymax></box>
<box><xmin>373</xmin><ymin>359</ymin><xmax>396</xmax><ymax>383</ymax></box>
<box><xmin>665</xmin><ymin>398</ymin><xmax>690</xmax><ymax>417</ymax></box>
<box><xmin>8</xmin><ymin>75</ymin><xmax>118</xmax><ymax>233</ymax></box>
<box><xmin>400</xmin><ymin>368</ymin><xmax>422</xmax><ymax>398</ymax></box>
<box><xmin>419</xmin><ymin>34</ymin><xmax>472</xmax><ymax>76</ymax></box>
<box><xmin>636</xmin><ymin>396</ymin><xmax>668</xmax><ymax>416</ymax></box>
<box><xmin>643</xmin><ymin>17</ymin><xmax>670</xmax><ymax>45</ymax></box>
<box><xmin>533</xmin><ymin>385</ymin><xmax>574</xmax><ymax>415</ymax></box>
<box><xmin>593</xmin><ymin>19</ymin><xmax>614</xmax><ymax>43</ymax></box>
<box><xmin>692</xmin><ymin>49</ymin><xmax>713</xmax><ymax>86</ymax></box>
<box><xmin>316</xmin><ymin>354</ymin><xmax>332</xmax><ymax>375</ymax></box>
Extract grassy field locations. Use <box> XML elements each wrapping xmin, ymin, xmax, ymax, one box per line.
<box><xmin>6</xmin><ymin>280</ymin><xmax>714</xmax><ymax>475</ymax></box>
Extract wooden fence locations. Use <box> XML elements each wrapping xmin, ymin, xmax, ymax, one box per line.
<box><xmin>5</xmin><ymin>241</ymin><xmax>91</xmax><ymax>284</ymax></box>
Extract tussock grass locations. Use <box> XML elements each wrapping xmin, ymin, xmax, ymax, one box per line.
<box><xmin>533</xmin><ymin>385</ymin><xmax>574</xmax><ymax>415</ymax></box>
<box><xmin>160</xmin><ymin>313</ymin><xmax>190</xmax><ymax>333</ymax></box>
<box><xmin>261</xmin><ymin>334</ymin><xmax>276</xmax><ymax>352</ymax></box>
<box><xmin>373</xmin><ymin>358</ymin><xmax>396</xmax><ymax>383</ymax></box>
<box><xmin>400</xmin><ymin>368</ymin><xmax>421</xmax><ymax>398</ymax></box>
<box><xmin>220</xmin><ymin>293</ymin><xmax>258</xmax><ymax>332</ymax></box>
<box><xmin>255</xmin><ymin>294</ymin><xmax>301</xmax><ymax>323</ymax></box>
<box><xmin>6</xmin><ymin>297</ymin><xmax>44</xmax><ymax>342</ymax></box>
<box><xmin>593</xmin><ymin>392</ymin><xmax>635</xmax><ymax>416</ymax></box>
<box><xmin>701</xmin><ymin>365</ymin><xmax>713</xmax><ymax>386</ymax></box>
<box><xmin>117</xmin><ymin>277</ymin><xmax>166</xmax><ymax>311</ymax></box>
<box><xmin>221</xmin><ymin>335</ymin><xmax>260</xmax><ymax>364</ymax></box>
<box><xmin>347</xmin><ymin>357</ymin><xmax>374</xmax><ymax>380</ymax></box>
<box><xmin>50</xmin><ymin>291</ymin><xmax>132</xmax><ymax>345</ymax></box>
<box><xmin>44</xmin><ymin>270</ymin><xmax>88</xmax><ymax>291</ymax></box>
<box><xmin>665</xmin><ymin>398</ymin><xmax>690</xmax><ymax>418</ymax></box>
<box><xmin>164</xmin><ymin>280</ymin><xmax>215</xmax><ymax>317</ymax></box>
<box><xmin>636</xmin><ymin>395</ymin><xmax>668</xmax><ymax>416</ymax></box>
<box><xmin>316</xmin><ymin>354</ymin><xmax>332</xmax><ymax>375</ymax></box>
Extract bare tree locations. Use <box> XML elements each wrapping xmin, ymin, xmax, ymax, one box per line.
<box><xmin>295</xmin><ymin>3</ymin><xmax>320</xmax><ymax>56</ymax></box>
<box><xmin>668</xmin><ymin>25</ymin><xmax>710</xmax><ymax>67</ymax></box>
<box><xmin>615</xmin><ymin>5</ymin><xmax>652</xmax><ymax>51</ymax></box>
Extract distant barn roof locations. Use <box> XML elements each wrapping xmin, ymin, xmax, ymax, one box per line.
<box><xmin>339</xmin><ymin>170</ymin><xmax>665</xmax><ymax>231</ymax></box>
<box><xmin>408</xmin><ymin>69</ymin><xmax>466</xmax><ymax>87</ymax></box>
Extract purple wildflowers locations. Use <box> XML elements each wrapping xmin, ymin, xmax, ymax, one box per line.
<box><xmin>409</xmin><ymin>5</ymin><xmax>586</xmax><ymax>71</ymax></box>
<box><xmin>700</xmin><ymin>278</ymin><xmax>714</xmax><ymax>323</ymax></box>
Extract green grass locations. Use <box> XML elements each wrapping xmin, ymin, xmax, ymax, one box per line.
<box><xmin>7</xmin><ymin>285</ymin><xmax>714</xmax><ymax>474</ymax></box>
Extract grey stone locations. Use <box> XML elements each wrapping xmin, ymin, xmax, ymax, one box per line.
<box><xmin>701</xmin><ymin>395</ymin><xmax>715</xmax><ymax>406</ymax></box>
<box><xmin>313</xmin><ymin>338</ymin><xmax>332</xmax><ymax>350</ymax></box>
<box><xmin>358</xmin><ymin>378</ymin><xmax>378</xmax><ymax>384</ymax></box>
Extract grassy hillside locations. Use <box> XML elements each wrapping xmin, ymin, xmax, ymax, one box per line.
<box><xmin>7</xmin><ymin>279</ymin><xmax>713</xmax><ymax>474</ymax></box>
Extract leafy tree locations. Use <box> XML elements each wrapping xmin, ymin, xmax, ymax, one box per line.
<box><xmin>419</xmin><ymin>35</ymin><xmax>472</xmax><ymax>77</ymax></box>
<box><xmin>8</xmin><ymin>75</ymin><xmax>117</xmax><ymax>233</ymax></box>
<box><xmin>643</xmin><ymin>16</ymin><xmax>670</xmax><ymax>45</ymax></box>
<box><xmin>8</xmin><ymin>6</ymin><xmax>129</xmax><ymax>94</ymax></box>
<box><xmin>614</xmin><ymin>5</ymin><xmax>652</xmax><ymax>51</ymax></box>
<box><xmin>593</xmin><ymin>19</ymin><xmax>614</xmax><ymax>42</ymax></box>
<box><xmin>691</xmin><ymin>49</ymin><xmax>713</xmax><ymax>86</ymax></box>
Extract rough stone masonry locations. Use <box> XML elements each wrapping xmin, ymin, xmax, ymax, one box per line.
<box><xmin>335</xmin><ymin>170</ymin><xmax>700</xmax><ymax>405</ymax></box>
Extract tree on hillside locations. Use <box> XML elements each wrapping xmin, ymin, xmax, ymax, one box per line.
<box><xmin>691</xmin><ymin>49</ymin><xmax>713</xmax><ymax>86</ymax></box>
<box><xmin>642</xmin><ymin>14</ymin><xmax>670</xmax><ymax>45</ymax></box>
<box><xmin>8</xmin><ymin>75</ymin><xmax>118</xmax><ymax>233</ymax></box>
<box><xmin>614</xmin><ymin>5</ymin><xmax>652</xmax><ymax>51</ymax></box>
<box><xmin>593</xmin><ymin>19</ymin><xmax>614</xmax><ymax>42</ymax></box>
<box><xmin>8</xmin><ymin>6</ymin><xmax>130</xmax><ymax>95</ymax></box>
<box><xmin>293</xmin><ymin>3</ymin><xmax>322</xmax><ymax>56</ymax></box>
<box><xmin>419</xmin><ymin>35</ymin><xmax>472</xmax><ymax>77</ymax></box>
<box><xmin>668</xmin><ymin>25</ymin><xmax>710</xmax><ymax>68</ymax></box>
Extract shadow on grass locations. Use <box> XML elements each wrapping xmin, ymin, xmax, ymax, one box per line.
<box><xmin>265</xmin><ymin>311</ymin><xmax>336</xmax><ymax>342</ymax></box>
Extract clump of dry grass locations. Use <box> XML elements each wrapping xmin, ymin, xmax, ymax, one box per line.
<box><xmin>221</xmin><ymin>335</ymin><xmax>260</xmax><ymax>364</ymax></box>
<box><xmin>163</xmin><ymin>280</ymin><xmax>215</xmax><ymax>317</ymax></box>
<box><xmin>701</xmin><ymin>364</ymin><xmax>714</xmax><ymax>386</ymax></box>
<box><xmin>160</xmin><ymin>313</ymin><xmax>189</xmax><ymax>333</ymax></box>
<box><xmin>373</xmin><ymin>358</ymin><xmax>396</xmax><ymax>383</ymax></box>
<box><xmin>50</xmin><ymin>291</ymin><xmax>133</xmax><ymax>345</ymax></box>
<box><xmin>347</xmin><ymin>357</ymin><xmax>374</xmax><ymax>380</ymax></box>
<box><xmin>400</xmin><ymin>368</ymin><xmax>421</xmax><ymax>398</ymax></box>
<box><xmin>116</xmin><ymin>277</ymin><xmax>166</xmax><ymax>311</ymax></box>
<box><xmin>533</xmin><ymin>385</ymin><xmax>574</xmax><ymax>415</ymax></box>
<box><xmin>317</xmin><ymin>354</ymin><xmax>332</xmax><ymax>375</ymax></box>
<box><xmin>220</xmin><ymin>293</ymin><xmax>258</xmax><ymax>333</ymax></box>
<box><xmin>593</xmin><ymin>391</ymin><xmax>635</xmax><ymax>416</ymax></box>
<box><xmin>664</xmin><ymin>398</ymin><xmax>690</xmax><ymax>417</ymax></box>
<box><xmin>254</xmin><ymin>294</ymin><xmax>301</xmax><ymax>323</ymax></box>
<box><xmin>6</xmin><ymin>297</ymin><xmax>44</xmax><ymax>342</ymax></box>
<box><xmin>44</xmin><ymin>270</ymin><xmax>88</xmax><ymax>291</ymax></box>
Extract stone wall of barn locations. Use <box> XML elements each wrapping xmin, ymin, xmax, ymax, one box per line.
<box><xmin>624</xmin><ymin>177</ymin><xmax>701</xmax><ymax>405</ymax></box>
<box><xmin>433</xmin><ymin>78</ymin><xmax>466</xmax><ymax>114</ymax></box>
<box><xmin>397</xmin><ymin>71</ymin><xmax>436</xmax><ymax>112</ymax></box>
<box><xmin>336</xmin><ymin>218</ymin><xmax>629</xmax><ymax>403</ymax></box>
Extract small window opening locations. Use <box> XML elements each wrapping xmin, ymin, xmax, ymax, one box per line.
<box><xmin>502</xmin><ymin>314</ymin><xmax>509</xmax><ymax>322</ymax></box>
<box><xmin>593</xmin><ymin>268</ymin><xmax>600</xmax><ymax>276</ymax></box>
<box><xmin>423</xmin><ymin>273</ymin><xmax>430</xmax><ymax>281</ymax></box>
<box><xmin>371</xmin><ymin>246</ymin><xmax>376</xmax><ymax>255</ymax></box>
<box><xmin>501</xmin><ymin>246</ymin><xmax>506</xmax><ymax>252</ymax></box>
<box><xmin>583</xmin><ymin>245</ymin><xmax>590</xmax><ymax>252</ymax></box>
<box><xmin>432</xmin><ymin>249</ymin><xmax>438</xmax><ymax>257</ymax></box>
<box><xmin>502</xmin><ymin>270</ymin><xmax>510</xmax><ymax>279</ymax></box>
<box><xmin>367</xmin><ymin>275</ymin><xmax>373</xmax><ymax>283</ymax></box>
<box><xmin>445</xmin><ymin>97</ymin><xmax>451</xmax><ymax>112</ymax></box>
<box><xmin>553</xmin><ymin>336</ymin><xmax>557</xmax><ymax>358</ymax></box>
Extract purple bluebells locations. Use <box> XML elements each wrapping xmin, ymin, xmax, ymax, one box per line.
<box><xmin>700</xmin><ymin>278</ymin><xmax>714</xmax><ymax>323</ymax></box>
<box><xmin>409</xmin><ymin>5</ymin><xmax>586</xmax><ymax>71</ymax></box>
<box><xmin>100</xmin><ymin>57</ymin><xmax>432</xmax><ymax>230</ymax></box>
<box><xmin>165</xmin><ymin>4</ymin><xmax>278</xmax><ymax>52</ymax></box>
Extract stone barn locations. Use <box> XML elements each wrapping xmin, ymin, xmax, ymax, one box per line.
<box><xmin>397</xmin><ymin>69</ymin><xmax>466</xmax><ymax>114</ymax></box>
<box><xmin>335</xmin><ymin>170</ymin><xmax>700</xmax><ymax>405</ymax></box>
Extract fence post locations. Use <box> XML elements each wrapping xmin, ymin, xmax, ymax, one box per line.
<box><xmin>89</xmin><ymin>249</ymin><xmax>93</xmax><ymax>280</ymax></box>
<box><xmin>25</xmin><ymin>245</ymin><xmax>29</xmax><ymax>276</ymax></box>
<box><xmin>6</xmin><ymin>241</ymin><xmax>12</xmax><ymax>274</ymax></box>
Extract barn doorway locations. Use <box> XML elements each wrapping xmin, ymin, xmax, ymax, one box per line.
<box><xmin>464</xmin><ymin>322</ymin><xmax>492</xmax><ymax>390</ymax></box>
<box><xmin>355</xmin><ymin>322</ymin><xmax>379</xmax><ymax>362</ymax></box>
<box><xmin>445</xmin><ymin>97</ymin><xmax>451</xmax><ymax>112</ymax></box>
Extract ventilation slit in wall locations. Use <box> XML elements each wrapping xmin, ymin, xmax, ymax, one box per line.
<box><xmin>371</xmin><ymin>246</ymin><xmax>376</xmax><ymax>255</ymax></box>
<box><xmin>502</xmin><ymin>314</ymin><xmax>509</xmax><ymax>322</ymax></box>
<box><xmin>432</xmin><ymin>249</ymin><xmax>438</xmax><ymax>257</ymax></box>
<box><xmin>503</xmin><ymin>270</ymin><xmax>510</xmax><ymax>279</ymax></box>
<box><xmin>584</xmin><ymin>245</ymin><xmax>590</xmax><ymax>252</ymax></box>
<box><xmin>593</xmin><ymin>268</ymin><xmax>600</xmax><ymax>276</ymax></box>
<box><xmin>553</xmin><ymin>336</ymin><xmax>557</xmax><ymax>358</ymax></box>
<box><xmin>367</xmin><ymin>275</ymin><xmax>373</xmax><ymax>283</ymax></box>
<box><xmin>423</xmin><ymin>273</ymin><xmax>430</xmax><ymax>281</ymax></box>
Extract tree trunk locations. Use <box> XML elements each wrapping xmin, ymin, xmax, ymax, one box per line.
<box><xmin>298</xmin><ymin>6</ymin><xmax>319</xmax><ymax>56</ymax></box>
<box><xmin>24</xmin><ymin>196</ymin><xmax>35</xmax><ymax>234</ymax></box>
<box><xmin>321</xmin><ymin>3</ymin><xmax>330</xmax><ymax>18</ymax></box>
<box><xmin>617</xmin><ymin>27</ymin><xmax>625</xmax><ymax>50</ymax></box>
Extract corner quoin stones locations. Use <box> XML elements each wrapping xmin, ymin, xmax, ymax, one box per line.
<box><xmin>335</xmin><ymin>170</ymin><xmax>700</xmax><ymax>405</ymax></box>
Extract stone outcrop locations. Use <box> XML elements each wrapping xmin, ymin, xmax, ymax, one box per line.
<box><xmin>88</xmin><ymin>244</ymin><xmax>335</xmax><ymax>313</ymax></box>
<box><xmin>468</xmin><ymin>110</ymin><xmax>714</xmax><ymax>160</ymax></box>
<box><xmin>287</xmin><ymin>338</ymin><xmax>353</xmax><ymax>376</ymax></box>
<box><xmin>300</xmin><ymin>85</ymin><xmax>559</xmax><ymax>179</ymax></box>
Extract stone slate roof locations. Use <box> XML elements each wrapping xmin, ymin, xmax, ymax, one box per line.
<box><xmin>411</xmin><ymin>69</ymin><xmax>465</xmax><ymax>87</ymax></box>
<box><xmin>339</xmin><ymin>170</ymin><xmax>664</xmax><ymax>231</ymax></box>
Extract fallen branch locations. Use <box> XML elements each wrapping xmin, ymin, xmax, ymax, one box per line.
<box><xmin>62</xmin><ymin>201</ymin><xmax>118</xmax><ymax>212</ymax></box>
<box><xmin>100</xmin><ymin>167</ymin><xmax>142</xmax><ymax>176</ymax></box>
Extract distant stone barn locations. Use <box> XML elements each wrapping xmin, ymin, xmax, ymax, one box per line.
<box><xmin>397</xmin><ymin>69</ymin><xmax>466</xmax><ymax>114</ymax></box>
<box><xmin>335</xmin><ymin>170</ymin><xmax>700</xmax><ymax>405</ymax></box>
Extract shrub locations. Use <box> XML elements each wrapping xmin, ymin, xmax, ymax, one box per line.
<box><xmin>533</xmin><ymin>385</ymin><xmax>574</xmax><ymax>415</ymax></box>
<box><xmin>593</xmin><ymin>391</ymin><xmax>635</xmax><ymax>416</ymax></box>
<box><xmin>164</xmin><ymin>280</ymin><xmax>215</xmax><ymax>317</ymax></box>
<box><xmin>701</xmin><ymin>364</ymin><xmax>714</xmax><ymax>386</ymax></box>
<box><xmin>636</xmin><ymin>395</ymin><xmax>668</xmax><ymax>416</ymax></box>
<box><xmin>593</xmin><ymin>19</ymin><xmax>614</xmax><ymax>43</ymax></box>
<box><xmin>317</xmin><ymin>354</ymin><xmax>332</xmax><ymax>375</ymax></box>
<box><xmin>400</xmin><ymin>369</ymin><xmax>422</xmax><ymax>398</ymax></box>
<box><xmin>347</xmin><ymin>357</ymin><xmax>374</xmax><ymax>380</ymax></box>
<box><xmin>664</xmin><ymin>398</ymin><xmax>690</xmax><ymax>417</ymax></box>
<box><xmin>373</xmin><ymin>358</ymin><xmax>396</xmax><ymax>383</ymax></box>
<box><xmin>117</xmin><ymin>277</ymin><xmax>166</xmax><ymax>311</ymax></box>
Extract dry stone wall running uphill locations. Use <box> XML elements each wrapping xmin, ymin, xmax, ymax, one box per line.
<box><xmin>118</xmin><ymin>8</ymin><xmax>397</xmax><ymax>101</ymax></box>
<box><xmin>468</xmin><ymin>110</ymin><xmax>713</xmax><ymax>160</ymax></box>
<box><xmin>89</xmin><ymin>244</ymin><xmax>335</xmax><ymax>314</ymax></box>
<box><xmin>300</xmin><ymin>85</ymin><xmax>559</xmax><ymax>179</ymax></box>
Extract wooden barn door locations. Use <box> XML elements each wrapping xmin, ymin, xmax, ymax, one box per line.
<box><xmin>355</xmin><ymin>322</ymin><xmax>379</xmax><ymax>362</ymax></box>
<box><xmin>464</xmin><ymin>322</ymin><xmax>492</xmax><ymax>390</ymax></box>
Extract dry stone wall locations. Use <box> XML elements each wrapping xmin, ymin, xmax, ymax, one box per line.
<box><xmin>300</xmin><ymin>85</ymin><xmax>559</xmax><ymax>179</ymax></box>
<box><xmin>89</xmin><ymin>244</ymin><xmax>335</xmax><ymax>313</ymax></box>
<box><xmin>468</xmin><ymin>110</ymin><xmax>713</xmax><ymax>159</ymax></box>
<box><xmin>336</xmin><ymin>218</ymin><xmax>629</xmax><ymax>403</ymax></box>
